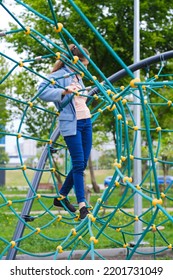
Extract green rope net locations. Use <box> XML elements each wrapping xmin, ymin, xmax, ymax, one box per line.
<box><xmin>0</xmin><ymin>0</ymin><xmax>173</xmax><ymax>260</ymax></box>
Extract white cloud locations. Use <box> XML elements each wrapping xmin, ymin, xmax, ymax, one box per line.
<box><xmin>0</xmin><ymin>0</ymin><xmax>24</xmax><ymax>30</ymax></box>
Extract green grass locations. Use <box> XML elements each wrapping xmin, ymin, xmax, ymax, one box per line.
<box><xmin>2</xmin><ymin>185</ymin><xmax>173</xmax><ymax>214</ymax></box>
<box><xmin>4</xmin><ymin>169</ymin><xmax>113</xmax><ymax>188</ymax></box>
<box><xmin>1</xmin><ymin>169</ymin><xmax>173</xmax><ymax>259</ymax></box>
<box><xmin>1</xmin><ymin>211</ymin><xmax>173</xmax><ymax>258</ymax></box>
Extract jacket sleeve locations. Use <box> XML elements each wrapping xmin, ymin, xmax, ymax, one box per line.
<box><xmin>38</xmin><ymin>71</ymin><xmax>65</xmax><ymax>102</ymax></box>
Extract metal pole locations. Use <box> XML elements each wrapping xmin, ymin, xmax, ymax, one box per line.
<box><xmin>0</xmin><ymin>131</ymin><xmax>6</xmax><ymax>186</ymax></box>
<box><xmin>6</xmin><ymin>127</ymin><xmax>60</xmax><ymax>259</ymax></box>
<box><xmin>133</xmin><ymin>0</ymin><xmax>143</xmax><ymax>244</ymax></box>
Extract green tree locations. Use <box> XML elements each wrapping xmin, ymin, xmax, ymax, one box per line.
<box><xmin>98</xmin><ymin>149</ymin><xmax>115</xmax><ymax>169</ymax></box>
<box><xmin>0</xmin><ymin>148</ymin><xmax>9</xmax><ymax>165</ymax></box>
<box><xmin>6</xmin><ymin>0</ymin><xmax>173</xmax><ymax>75</ymax></box>
<box><xmin>0</xmin><ymin>56</ymin><xmax>11</xmax><ymax>132</ymax></box>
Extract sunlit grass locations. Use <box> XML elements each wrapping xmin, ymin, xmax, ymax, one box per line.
<box><xmin>1</xmin><ymin>211</ymin><xmax>173</xmax><ymax>258</ymax></box>
<box><xmin>5</xmin><ymin>169</ymin><xmax>114</xmax><ymax>187</ymax></box>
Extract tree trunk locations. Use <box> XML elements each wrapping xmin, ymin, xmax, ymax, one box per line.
<box><xmin>88</xmin><ymin>154</ymin><xmax>100</xmax><ymax>193</ymax></box>
<box><xmin>52</xmin><ymin>157</ymin><xmax>63</xmax><ymax>190</ymax></box>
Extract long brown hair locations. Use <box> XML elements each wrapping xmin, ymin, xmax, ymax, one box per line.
<box><xmin>52</xmin><ymin>44</ymin><xmax>89</xmax><ymax>73</ymax></box>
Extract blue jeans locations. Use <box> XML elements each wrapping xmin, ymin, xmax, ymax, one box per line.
<box><xmin>59</xmin><ymin>118</ymin><xmax>92</xmax><ymax>203</ymax></box>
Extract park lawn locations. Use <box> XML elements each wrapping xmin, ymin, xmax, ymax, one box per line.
<box><xmin>4</xmin><ymin>168</ymin><xmax>173</xmax><ymax>211</ymax></box>
<box><xmin>1</xmin><ymin>169</ymin><xmax>173</xmax><ymax>258</ymax></box>
<box><xmin>0</xmin><ymin>211</ymin><xmax>173</xmax><ymax>258</ymax></box>
<box><xmin>1</xmin><ymin>182</ymin><xmax>173</xmax><ymax>215</ymax></box>
<box><xmin>5</xmin><ymin>169</ymin><xmax>114</xmax><ymax>188</ymax></box>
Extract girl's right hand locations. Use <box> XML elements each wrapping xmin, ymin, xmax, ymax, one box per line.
<box><xmin>62</xmin><ymin>84</ymin><xmax>78</xmax><ymax>95</ymax></box>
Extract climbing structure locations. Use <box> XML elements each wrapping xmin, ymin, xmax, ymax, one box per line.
<box><xmin>0</xmin><ymin>0</ymin><xmax>173</xmax><ymax>260</ymax></box>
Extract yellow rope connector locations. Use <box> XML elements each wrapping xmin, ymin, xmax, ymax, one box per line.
<box><xmin>88</xmin><ymin>205</ymin><xmax>93</xmax><ymax>211</ymax></box>
<box><xmin>136</xmin><ymin>185</ymin><xmax>141</xmax><ymax>190</ymax></box>
<box><xmin>56</xmin><ymin>245</ymin><xmax>63</xmax><ymax>253</ymax></box>
<box><xmin>123</xmin><ymin>176</ymin><xmax>132</xmax><ymax>183</ymax></box>
<box><xmin>18</xmin><ymin>61</ymin><xmax>24</xmax><ymax>67</ymax></box>
<box><xmin>121</xmin><ymin>156</ymin><xmax>126</xmax><ymax>162</ymax></box>
<box><xmin>106</xmin><ymin>89</ymin><xmax>112</xmax><ymax>95</ymax></box>
<box><xmin>168</xmin><ymin>244</ymin><xmax>172</xmax><ymax>249</ymax></box>
<box><xmin>51</xmin><ymin>168</ymin><xmax>56</xmax><ymax>173</ymax></box>
<box><xmin>98</xmin><ymin>108</ymin><xmax>103</xmax><ymax>113</ymax></box>
<box><xmin>74</xmin><ymin>215</ymin><xmax>80</xmax><ymax>221</ymax></box>
<box><xmin>97</xmin><ymin>198</ymin><xmax>102</xmax><ymax>203</ymax></box>
<box><xmin>80</xmin><ymin>71</ymin><xmax>84</xmax><ymax>78</ymax></box>
<box><xmin>22</xmin><ymin>165</ymin><xmax>27</xmax><ymax>170</ymax></box>
<box><xmin>122</xmin><ymin>99</ymin><xmax>127</xmax><ymax>105</ymax></box>
<box><xmin>116</xmin><ymin>228</ymin><xmax>121</xmax><ymax>232</ymax></box>
<box><xmin>49</xmin><ymin>139</ymin><xmax>53</xmax><ymax>144</ymax></box>
<box><xmin>114</xmin><ymin>161</ymin><xmax>122</xmax><ymax>168</ymax></box>
<box><xmin>92</xmin><ymin>76</ymin><xmax>97</xmax><ymax>80</ymax></box>
<box><xmin>72</xmin><ymin>56</ymin><xmax>79</xmax><ymax>64</ymax></box>
<box><xmin>161</xmin><ymin>192</ymin><xmax>166</xmax><ymax>198</ymax></box>
<box><xmin>36</xmin><ymin>194</ymin><xmax>41</xmax><ymax>200</ymax></box>
<box><xmin>10</xmin><ymin>241</ymin><xmax>16</xmax><ymax>248</ymax></box>
<box><xmin>123</xmin><ymin>243</ymin><xmax>129</xmax><ymax>248</ymax></box>
<box><xmin>71</xmin><ymin>228</ymin><xmax>77</xmax><ymax>236</ymax></box>
<box><xmin>56</xmin><ymin>111</ymin><xmax>60</xmax><ymax>116</ymax></box>
<box><xmin>88</xmin><ymin>214</ymin><xmax>96</xmax><ymax>222</ymax></box>
<box><xmin>107</xmin><ymin>104</ymin><xmax>116</xmax><ymax>111</ymax></box>
<box><xmin>144</xmin><ymin>100</ymin><xmax>148</xmax><ymax>104</ymax></box>
<box><xmin>156</xmin><ymin>126</ymin><xmax>161</xmax><ymax>132</ymax></box>
<box><xmin>154</xmin><ymin>75</ymin><xmax>158</xmax><ymax>79</ymax></box>
<box><xmin>57</xmin><ymin>195</ymin><xmax>65</xmax><ymax>201</ymax></box>
<box><xmin>24</xmin><ymin>26</ymin><xmax>31</xmax><ymax>35</ymax></box>
<box><xmin>113</xmin><ymin>96</ymin><xmax>122</xmax><ymax>102</ymax></box>
<box><xmin>151</xmin><ymin>224</ymin><xmax>156</xmax><ymax>232</ymax></box>
<box><xmin>28</xmin><ymin>101</ymin><xmax>33</xmax><ymax>107</ymax></box>
<box><xmin>56</xmin><ymin>52</ymin><xmax>61</xmax><ymax>60</ymax></box>
<box><xmin>130</xmin><ymin>77</ymin><xmax>140</xmax><ymax>88</ymax></box>
<box><xmin>75</xmin><ymin>91</ymin><xmax>80</xmax><ymax>96</ymax></box>
<box><xmin>51</xmin><ymin>79</ymin><xmax>56</xmax><ymax>85</ymax></box>
<box><xmin>167</xmin><ymin>100</ymin><xmax>172</xmax><ymax>106</ymax></box>
<box><xmin>57</xmin><ymin>215</ymin><xmax>62</xmax><ymax>222</ymax></box>
<box><xmin>93</xmin><ymin>94</ymin><xmax>99</xmax><ymax>100</ymax></box>
<box><xmin>54</xmin><ymin>23</ymin><xmax>63</xmax><ymax>33</ymax></box>
<box><xmin>17</xmin><ymin>133</ymin><xmax>22</xmax><ymax>138</ymax></box>
<box><xmin>115</xmin><ymin>181</ymin><xmax>120</xmax><ymax>187</ymax></box>
<box><xmin>35</xmin><ymin>227</ymin><xmax>41</xmax><ymax>234</ymax></box>
<box><xmin>154</xmin><ymin>158</ymin><xmax>158</xmax><ymax>162</ymax></box>
<box><xmin>142</xmin><ymin>85</ymin><xmax>146</xmax><ymax>90</ymax></box>
<box><xmin>78</xmin><ymin>236</ymin><xmax>82</xmax><ymax>240</ymax></box>
<box><xmin>7</xmin><ymin>200</ymin><xmax>12</xmax><ymax>206</ymax></box>
<box><xmin>130</xmin><ymin>154</ymin><xmax>134</xmax><ymax>160</ymax></box>
<box><xmin>90</xmin><ymin>236</ymin><xmax>98</xmax><ymax>244</ymax></box>
<box><xmin>133</xmin><ymin>126</ymin><xmax>138</xmax><ymax>131</ymax></box>
<box><xmin>117</xmin><ymin>114</ymin><xmax>122</xmax><ymax>120</ymax></box>
<box><xmin>134</xmin><ymin>216</ymin><xmax>139</xmax><ymax>221</ymax></box>
<box><xmin>112</xmin><ymin>95</ymin><xmax>116</xmax><ymax>101</ymax></box>
<box><xmin>120</xmin><ymin>86</ymin><xmax>125</xmax><ymax>90</ymax></box>
<box><xmin>152</xmin><ymin>198</ymin><xmax>163</xmax><ymax>206</ymax></box>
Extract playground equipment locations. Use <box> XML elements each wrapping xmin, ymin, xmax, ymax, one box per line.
<box><xmin>0</xmin><ymin>0</ymin><xmax>173</xmax><ymax>260</ymax></box>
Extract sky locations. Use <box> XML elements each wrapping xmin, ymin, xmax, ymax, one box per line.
<box><xmin>1</xmin><ymin>1</ymin><xmax>25</xmax><ymax>154</ymax></box>
<box><xmin>0</xmin><ymin>1</ymin><xmax>18</xmax><ymax>29</ymax></box>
